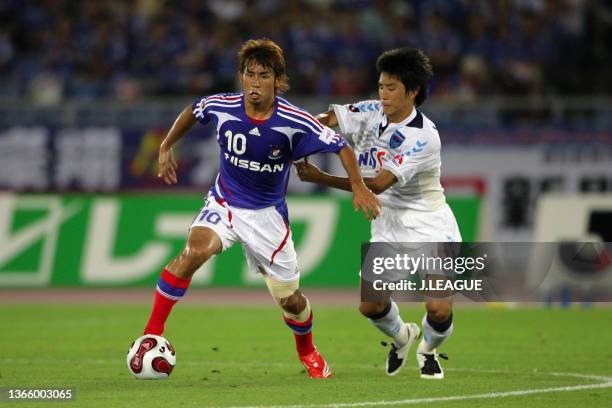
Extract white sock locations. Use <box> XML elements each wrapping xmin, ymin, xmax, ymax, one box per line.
<box><xmin>368</xmin><ymin>300</ymin><xmax>409</xmax><ymax>347</ymax></box>
<box><xmin>421</xmin><ymin>313</ymin><xmax>453</xmax><ymax>352</ymax></box>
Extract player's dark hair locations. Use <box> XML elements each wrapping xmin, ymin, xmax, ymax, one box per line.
<box><xmin>238</xmin><ymin>38</ymin><xmax>289</xmax><ymax>94</ymax></box>
<box><xmin>376</xmin><ymin>48</ymin><xmax>433</xmax><ymax>106</ymax></box>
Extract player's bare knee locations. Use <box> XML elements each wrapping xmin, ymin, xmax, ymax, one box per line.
<box><xmin>359</xmin><ymin>301</ymin><xmax>388</xmax><ymax>318</ymax></box>
<box><xmin>189</xmin><ymin>246</ymin><xmax>214</xmax><ymax>265</ymax></box>
<box><xmin>280</xmin><ymin>290</ymin><xmax>306</xmax><ymax>315</ymax></box>
<box><xmin>425</xmin><ymin>300</ymin><xmax>452</xmax><ymax>322</ymax></box>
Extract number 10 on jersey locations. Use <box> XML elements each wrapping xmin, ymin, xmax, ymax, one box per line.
<box><xmin>224</xmin><ymin>130</ymin><xmax>247</xmax><ymax>155</ymax></box>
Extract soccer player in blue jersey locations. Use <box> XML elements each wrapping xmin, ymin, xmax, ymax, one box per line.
<box><xmin>142</xmin><ymin>38</ymin><xmax>380</xmax><ymax>379</ymax></box>
<box><xmin>296</xmin><ymin>48</ymin><xmax>459</xmax><ymax>379</ymax></box>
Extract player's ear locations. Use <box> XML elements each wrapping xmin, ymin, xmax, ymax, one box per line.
<box><xmin>407</xmin><ymin>86</ymin><xmax>420</xmax><ymax>100</ymax></box>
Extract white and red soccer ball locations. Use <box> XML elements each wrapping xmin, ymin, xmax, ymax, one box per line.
<box><xmin>127</xmin><ymin>335</ymin><xmax>176</xmax><ymax>379</ymax></box>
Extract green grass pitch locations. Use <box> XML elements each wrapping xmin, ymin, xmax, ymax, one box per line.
<box><xmin>0</xmin><ymin>304</ymin><xmax>611</xmax><ymax>407</ymax></box>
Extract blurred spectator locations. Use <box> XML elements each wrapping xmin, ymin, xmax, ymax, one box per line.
<box><xmin>0</xmin><ymin>0</ymin><xmax>610</xmax><ymax>102</ymax></box>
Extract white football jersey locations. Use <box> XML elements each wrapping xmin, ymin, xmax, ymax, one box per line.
<box><xmin>331</xmin><ymin>100</ymin><xmax>446</xmax><ymax>211</ymax></box>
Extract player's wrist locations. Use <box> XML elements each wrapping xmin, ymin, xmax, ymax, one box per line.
<box><xmin>350</xmin><ymin>178</ymin><xmax>366</xmax><ymax>189</ymax></box>
<box><xmin>159</xmin><ymin>141</ymin><xmax>174</xmax><ymax>152</ymax></box>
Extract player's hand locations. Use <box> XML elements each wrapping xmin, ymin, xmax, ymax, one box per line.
<box><xmin>294</xmin><ymin>157</ymin><xmax>322</xmax><ymax>183</ymax></box>
<box><xmin>351</xmin><ymin>180</ymin><xmax>381</xmax><ymax>221</ymax></box>
<box><xmin>158</xmin><ymin>145</ymin><xmax>178</xmax><ymax>184</ymax></box>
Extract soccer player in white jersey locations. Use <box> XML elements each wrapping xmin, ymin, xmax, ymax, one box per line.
<box><xmin>295</xmin><ymin>48</ymin><xmax>460</xmax><ymax>379</ymax></box>
<box><xmin>141</xmin><ymin>38</ymin><xmax>380</xmax><ymax>379</ymax></box>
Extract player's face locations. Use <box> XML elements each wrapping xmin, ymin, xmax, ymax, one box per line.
<box><xmin>378</xmin><ymin>73</ymin><xmax>417</xmax><ymax>122</ymax></box>
<box><xmin>241</xmin><ymin>62</ymin><xmax>277</xmax><ymax>108</ymax></box>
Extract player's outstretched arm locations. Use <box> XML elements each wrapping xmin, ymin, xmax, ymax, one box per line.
<box><xmin>295</xmin><ymin>160</ymin><xmax>397</xmax><ymax>195</ymax></box>
<box><xmin>158</xmin><ymin>105</ymin><xmax>197</xmax><ymax>184</ymax></box>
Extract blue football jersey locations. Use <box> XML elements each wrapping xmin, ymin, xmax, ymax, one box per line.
<box><xmin>192</xmin><ymin>92</ymin><xmax>347</xmax><ymax>218</ymax></box>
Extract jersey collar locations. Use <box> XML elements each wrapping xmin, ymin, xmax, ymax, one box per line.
<box><xmin>379</xmin><ymin>107</ymin><xmax>422</xmax><ymax>136</ymax></box>
<box><xmin>394</xmin><ymin>107</ymin><xmax>419</xmax><ymax>128</ymax></box>
<box><xmin>242</xmin><ymin>94</ymin><xmax>278</xmax><ymax>125</ymax></box>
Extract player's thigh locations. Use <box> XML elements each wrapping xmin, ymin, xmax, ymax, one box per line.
<box><xmin>243</xmin><ymin>240</ymin><xmax>298</xmax><ymax>282</ymax></box>
<box><xmin>190</xmin><ymin>195</ymin><xmax>237</xmax><ymax>251</ymax></box>
<box><xmin>186</xmin><ymin>226</ymin><xmax>223</xmax><ymax>256</ymax></box>
<box><xmin>240</xmin><ymin>207</ymin><xmax>299</xmax><ymax>282</ymax></box>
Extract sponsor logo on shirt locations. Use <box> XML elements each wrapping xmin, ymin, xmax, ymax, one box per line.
<box><xmin>358</xmin><ymin>147</ymin><xmax>387</xmax><ymax>169</ymax></box>
<box><xmin>224</xmin><ymin>153</ymin><xmax>284</xmax><ymax>173</ymax></box>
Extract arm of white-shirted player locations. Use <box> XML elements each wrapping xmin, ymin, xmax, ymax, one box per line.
<box><xmin>336</xmin><ymin>145</ymin><xmax>381</xmax><ymax>220</ymax></box>
<box><xmin>295</xmin><ymin>158</ymin><xmax>397</xmax><ymax>195</ymax></box>
<box><xmin>320</xmin><ymin>169</ymin><xmax>397</xmax><ymax>195</ymax></box>
<box><xmin>315</xmin><ymin>110</ymin><xmax>339</xmax><ymax>128</ymax></box>
<box><xmin>365</xmin><ymin>170</ymin><xmax>398</xmax><ymax>194</ymax></box>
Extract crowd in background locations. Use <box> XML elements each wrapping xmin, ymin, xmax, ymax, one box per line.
<box><xmin>1</xmin><ymin>0</ymin><xmax>611</xmax><ymax>104</ymax></box>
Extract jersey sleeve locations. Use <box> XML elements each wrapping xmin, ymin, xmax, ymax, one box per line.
<box><xmin>192</xmin><ymin>96</ymin><xmax>211</xmax><ymax>126</ymax></box>
<box><xmin>330</xmin><ymin>100</ymin><xmax>380</xmax><ymax>139</ymax></box>
<box><xmin>291</xmin><ymin>125</ymin><xmax>348</xmax><ymax>161</ymax></box>
<box><xmin>382</xmin><ymin>137</ymin><xmax>440</xmax><ymax>185</ymax></box>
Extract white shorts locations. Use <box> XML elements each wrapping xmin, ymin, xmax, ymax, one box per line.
<box><xmin>190</xmin><ymin>194</ymin><xmax>298</xmax><ymax>282</ymax></box>
<box><xmin>367</xmin><ymin>203</ymin><xmax>462</xmax><ymax>280</ymax></box>
<box><xmin>371</xmin><ymin>203</ymin><xmax>462</xmax><ymax>244</ymax></box>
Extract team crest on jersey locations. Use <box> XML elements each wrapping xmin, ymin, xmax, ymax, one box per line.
<box><xmin>268</xmin><ymin>145</ymin><xmax>282</xmax><ymax>160</ymax></box>
<box><xmin>389</xmin><ymin>131</ymin><xmax>405</xmax><ymax>149</ymax></box>
<box><xmin>348</xmin><ymin>104</ymin><xmax>360</xmax><ymax>113</ymax></box>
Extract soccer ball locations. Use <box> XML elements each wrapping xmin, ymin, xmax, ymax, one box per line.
<box><xmin>126</xmin><ymin>335</ymin><xmax>176</xmax><ymax>379</ymax></box>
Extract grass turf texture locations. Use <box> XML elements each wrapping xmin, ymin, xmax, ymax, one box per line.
<box><xmin>0</xmin><ymin>305</ymin><xmax>610</xmax><ymax>407</ymax></box>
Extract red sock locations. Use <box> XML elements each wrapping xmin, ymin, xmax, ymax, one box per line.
<box><xmin>144</xmin><ymin>269</ymin><xmax>191</xmax><ymax>335</ymax></box>
<box><xmin>294</xmin><ymin>331</ymin><xmax>315</xmax><ymax>356</ymax></box>
<box><xmin>284</xmin><ymin>312</ymin><xmax>315</xmax><ymax>356</ymax></box>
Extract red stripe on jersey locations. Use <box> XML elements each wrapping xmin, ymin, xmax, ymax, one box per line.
<box><xmin>278</xmin><ymin>103</ymin><xmax>323</xmax><ymax>131</ymax></box>
<box><xmin>206</xmin><ymin>94</ymin><xmax>242</xmax><ymax>101</ymax></box>
<box><xmin>204</xmin><ymin>96</ymin><xmax>242</xmax><ymax>105</ymax></box>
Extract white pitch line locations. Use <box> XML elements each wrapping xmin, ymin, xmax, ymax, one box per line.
<box><xmin>2</xmin><ymin>356</ymin><xmax>611</xmax><ymax>408</ymax></box>
<box><xmin>222</xmin><ymin>381</ymin><xmax>612</xmax><ymax>408</ymax></box>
